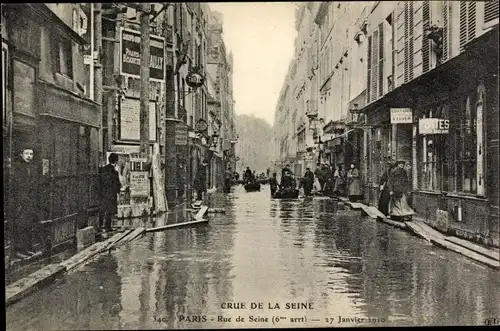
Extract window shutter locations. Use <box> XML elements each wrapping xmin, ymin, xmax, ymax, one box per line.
<box><xmin>459</xmin><ymin>1</ymin><xmax>468</xmax><ymax>50</ymax></box>
<box><xmin>485</xmin><ymin>0</ymin><xmax>499</xmax><ymax>23</ymax></box>
<box><xmin>378</xmin><ymin>22</ymin><xmax>384</xmax><ymax>97</ymax></box>
<box><xmin>367</xmin><ymin>35</ymin><xmax>372</xmax><ymax>103</ymax></box>
<box><xmin>372</xmin><ymin>29</ymin><xmax>379</xmax><ymax>102</ymax></box>
<box><xmin>404</xmin><ymin>1</ymin><xmax>409</xmax><ymax>83</ymax></box>
<box><xmin>409</xmin><ymin>1</ymin><xmax>414</xmax><ymax>81</ymax></box>
<box><xmin>467</xmin><ymin>2</ymin><xmax>476</xmax><ymax>42</ymax></box>
<box><xmin>442</xmin><ymin>1</ymin><xmax>449</xmax><ymax>61</ymax></box>
<box><xmin>422</xmin><ymin>0</ymin><xmax>430</xmax><ymax>72</ymax></box>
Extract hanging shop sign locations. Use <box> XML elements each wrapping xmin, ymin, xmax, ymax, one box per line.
<box><xmin>119</xmin><ymin>98</ymin><xmax>157</xmax><ymax>141</ymax></box>
<box><xmin>175</xmin><ymin>123</ymin><xmax>188</xmax><ymax>146</ymax></box>
<box><xmin>186</xmin><ymin>71</ymin><xmax>205</xmax><ymax>89</ymax></box>
<box><xmin>418</xmin><ymin>118</ymin><xmax>450</xmax><ymax>135</ymax></box>
<box><xmin>390</xmin><ymin>108</ymin><xmax>413</xmax><ymax>123</ymax></box>
<box><xmin>120</xmin><ymin>28</ymin><xmax>165</xmax><ymax>81</ymax></box>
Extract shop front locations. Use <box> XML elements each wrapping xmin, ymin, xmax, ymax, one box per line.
<box><xmin>361</xmin><ymin>26</ymin><xmax>499</xmax><ymax>247</ymax></box>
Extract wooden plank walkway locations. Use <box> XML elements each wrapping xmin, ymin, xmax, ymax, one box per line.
<box><xmin>195</xmin><ymin>206</ymin><xmax>209</xmax><ymax>220</ymax></box>
<box><xmin>145</xmin><ymin>218</ymin><xmax>209</xmax><ymax>232</ymax></box>
<box><xmin>445</xmin><ymin>236</ymin><xmax>499</xmax><ymax>261</ymax></box>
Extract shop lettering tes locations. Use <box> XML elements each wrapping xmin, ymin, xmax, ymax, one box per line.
<box><xmin>419</xmin><ymin>118</ymin><xmax>449</xmax><ymax>134</ymax></box>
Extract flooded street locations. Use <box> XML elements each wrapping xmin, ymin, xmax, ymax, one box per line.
<box><xmin>7</xmin><ymin>185</ymin><xmax>500</xmax><ymax>329</ymax></box>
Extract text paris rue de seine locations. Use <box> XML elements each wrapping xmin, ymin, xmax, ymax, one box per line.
<box><xmin>221</xmin><ymin>302</ymin><xmax>314</xmax><ymax>310</ymax></box>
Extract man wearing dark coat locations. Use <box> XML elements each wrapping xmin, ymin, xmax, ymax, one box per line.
<box><xmin>244</xmin><ymin>166</ymin><xmax>253</xmax><ymax>183</ymax></box>
<box><xmin>194</xmin><ymin>159</ymin><xmax>208</xmax><ymax>201</ymax></box>
<box><xmin>224</xmin><ymin>167</ymin><xmax>234</xmax><ymax>193</ymax></box>
<box><xmin>378</xmin><ymin>162</ymin><xmax>395</xmax><ymax>216</ymax></box>
<box><xmin>99</xmin><ymin>153</ymin><xmax>121</xmax><ymax>232</ymax></box>
<box><xmin>10</xmin><ymin>147</ymin><xmax>39</xmax><ymax>258</ymax></box>
<box><xmin>303</xmin><ymin>168</ymin><xmax>315</xmax><ymax>196</ymax></box>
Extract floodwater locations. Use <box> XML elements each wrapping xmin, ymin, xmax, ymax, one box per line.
<box><xmin>6</xmin><ymin>185</ymin><xmax>500</xmax><ymax>329</ymax></box>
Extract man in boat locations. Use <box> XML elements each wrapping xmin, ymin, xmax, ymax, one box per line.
<box><xmin>303</xmin><ymin>168</ymin><xmax>314</xmax><ymax>196</ymax></box>
<box><xmin>280</xmin><ymin>169</ymin><xmax>295</xmax><ymax>190</ymax></box>
<box><xmin>269</xmin><ymin>172</ymin><xmax>279</xmax><ymax>196</ymax></box>
<box><xmin>281</xmin><ymin>164</ymin><xmax>291</xmax><ymax>180</ymax></box>
<box><xmin>244</xmin><ymin>167</ymin><xmax>253</xmax><ymax>183</ymax></box>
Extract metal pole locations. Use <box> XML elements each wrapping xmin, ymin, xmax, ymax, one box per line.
<box><xmin>139</xmin><ymin>4</ymin><xmax>151</xmax><ymax>157</ymax></box>
<box><xmin>90</xmin><ymin>3</ymin><xmax>95</xmax><ymax>101</ymax></box>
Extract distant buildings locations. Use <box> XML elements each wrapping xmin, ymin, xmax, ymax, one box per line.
<box><xmin>273</xmin><ymin>1</ymin><xmax>499</xmax><ymax>247</ymax></box>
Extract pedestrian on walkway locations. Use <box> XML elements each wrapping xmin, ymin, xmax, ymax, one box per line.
<box><xmin>99</xmin><ymin>153</ymin><xmax>121</xmax><ymax>233</ymax></box>
<box><xmin>194</xmin><ymin>159</ymin><xmax>208</xmax><ymax>201</ymax></box>
<box><xmin>177</xmin><ymin>162</ymin><xmax>186</xmax><ymax>201</ymax></box>
<box><xmin>387</xmin><ymin>160</ymin><xmax>415</xmax><ymax>221</ymax></box>
<box><xmin>303</xmin><ymin>168</ymin><xmax>315</xmax><ymax>196</ymax></box>
<box><xmin>224</xmin><ymin>167</ymin><xmax>233</xmax><ymax>193</ymax></box>
<box><xmin>347</xmin><ymin>163</ymin><xmax>364</xmax><ymax>202</ymax></box>
<box><xmin>404</xmin><ymin>161</ymin><xmax>413</xmax><ymax>208</ymax></box>
<box><xmin>10</xmin><ymin>146</ymin><xmax>39</xmax><ymax>258</ymax></box>
<box><xmin>378</xmin><ymin>162</ymin><xmax>396</xmax><ymax>216</ymax></box>
<box><xmin>333</xmin><ymin>164</ymin><xmax>346</xmax><ymax>197</ymax></box>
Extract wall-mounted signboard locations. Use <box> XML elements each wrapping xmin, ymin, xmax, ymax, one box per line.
<box><xmin>120</xmin><ymin>98</ymin><xmax>157</xmax><ymax>141</ymax></box>
<box><xmin>390</xmin><ymin>108</ymin><xmax>413</xmax><ymax>124</ymax></box>
<box><xmin>120</xmin><ymin>28</ymin><xmax>165</xmax><ymax>81</ymax></box>
<box><xmin>418</xmin><ymin>118</ymin><xmax>449</xmax><ymax>135</ymax></box>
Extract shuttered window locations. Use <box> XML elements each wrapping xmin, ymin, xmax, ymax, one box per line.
<box><xmin>409</xmin><ymin>1</ymin><xmax>414</xmax><ymax>81</ymax></box>
<box><xmin>378</xmin><ymin>22</ymin><xmax>384</xmax><ymax>97</ymax></box>
<box><xmin>366</xmin><ymin>35</ymin><xmax>372</xmax><ymax>104</ymax></box>
<box><xmin>484</xmin><ymin>0</ymin><xmax>499</xmax><ymax>23</ymax></box>
<box><xmin>442</xmin><ymin>1</ymin><xmax>450</xmax><ymax>61</ymax></box>
<box><xmin>371</xmin><ymin>30</ymin><xmax>379</xmax><ymax>103</ymax></box>
<box><xmin>459</xmin><ymin>1</ymin><xmax>477</xmax><ymax>52</ymax></box>
<box><xmin>402</xmin><ymin>1</ymin><xmax>415</xmax><ymax>83</ymax></box>
<box><xmin>422</xmin><ymin>1</ymin><xmax>430</xmax><ymax>72</ymax></box>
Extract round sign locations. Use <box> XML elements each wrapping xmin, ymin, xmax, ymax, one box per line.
<box><xmin>186</xmin><ymin>72</ymin><xmax>205</xmax><ymax>89</ymax></box>
<box><xmin>195</xmin><ymin>119</ymin><xmax>208</xmax><ymax>132</ymax></box>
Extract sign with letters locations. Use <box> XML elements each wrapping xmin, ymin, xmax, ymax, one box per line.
<box><xmin>175</xmin><ymin>123</ymin><xmax>188</xmax><ymax>146</ymax></box>
<box><xmin>120</xmin><ymin>28</ymin><xmax>165</xmax><ymax>81</ymax></box>
<box><xmin>390</xmin><ymin>108</ymin><xmax>413</xmax><ymax>124</ymax></box>
<box><xmin>419</xmin><ymin>118</ymin><xmax>450</xmax><ymax>135</ymax></box>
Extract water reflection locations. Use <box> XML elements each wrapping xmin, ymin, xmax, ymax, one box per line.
<box><xmin>6</xmin><ymin>187</ymin><xmax>500</xmax><ymax>329</ymax></box>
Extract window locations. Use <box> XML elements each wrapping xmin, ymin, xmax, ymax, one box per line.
<box><xmin>52</xmin><ymin>37</ymin><xmax>73</xmax><ymax>79</ymax></box>
<box><xmin>2</xmin><ymin>42</ymin><xmax>7</xmax><ymax>127</ymax></box>
<box><xmin>459</xmin><ymin>1</ymin><xmax>477</xmax><ymax>52</ymax></box>
<box><xmin>484</xmin><ymin>0</ymin><xmax>499</xmax><ymax>24</ymax></box>
<box><xmin>419</xmin><ymin>105</ymin><xmax>450</xmax><ymax>191</ymax></box>
<box><xmin>454</xmin><ymin>94</ymin><xmax>477</xmax><ymax>194</ymax></box>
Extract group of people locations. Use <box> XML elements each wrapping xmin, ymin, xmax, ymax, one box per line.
<box><xmin>377</xmin><ymin>160</ymin><xmax>414</xmax><ymax>221</ymax></box>
<box><xmin>300</xmin><ymin>162</ymin><xmax>363</xmax><ymax>201</ymax></box>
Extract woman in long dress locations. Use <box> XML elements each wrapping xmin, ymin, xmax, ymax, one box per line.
<box><xmin>347</xmin><ymin>163</ymin><xmax>364</xmax><ymax>202</ymax></box>
<box><xmin>378</xmin><ymin>162</ymin><xmax>395</xmax><ymax>216</ymax></box>
<box><xmin>386</xmin><ymin>160</ymin><xmax>415</xmax><ymax>221</ymax></box>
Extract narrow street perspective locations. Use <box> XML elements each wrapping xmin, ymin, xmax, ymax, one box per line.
<box><xmin>3</xmin><ymin>1</ymin><xmax>500</xmax><ymax>329</ymax></box>
<box><xmin>6</xmin><ymin>186</ymin><xmax>500</xmax><ymax>329</ymax></box>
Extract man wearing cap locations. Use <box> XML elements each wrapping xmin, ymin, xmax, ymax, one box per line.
<box><xmin>10</xmin><ymin>147</ymin><xmax>39</xmax><ymax>258</ymax></box>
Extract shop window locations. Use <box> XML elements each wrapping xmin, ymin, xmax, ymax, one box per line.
<box><xmin>453</xmin><ymin>95</ymin><xmax>477</xmax><ymax>194</ymax></box>
<box><xmin>419</xmin><ymin>105</ymin><xmax>450</xmax><ymax>191</ymax></box>
<box><xmin>52</xmin><ymin>37</ymin><xmax>73</xmax><ymax>79</ymax></box>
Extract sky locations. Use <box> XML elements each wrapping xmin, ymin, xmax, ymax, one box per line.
<box><xmin>208</xmin><ymin>2</ymin><xmax>298</xmax><ymax>126</ymax></box>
